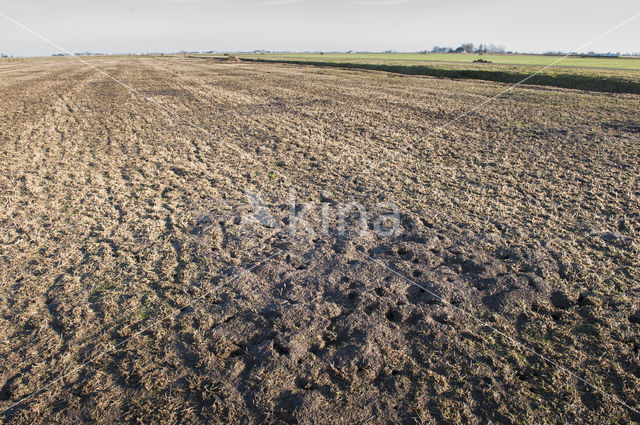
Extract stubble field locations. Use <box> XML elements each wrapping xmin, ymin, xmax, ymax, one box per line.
<box><xmin>0</xmin><ymin>56</ymin><xmax>639</xmax><ymax>424</ymax></box>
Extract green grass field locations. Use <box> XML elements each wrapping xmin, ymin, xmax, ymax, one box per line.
<box><xmin>240</xmin><ymin>53</ymin><xmax>640</xmax><ymax>70</ymax></box>
<box><xmin>224</xmin><ymin>53</ymin><xmax>640</xmax><ymax>94</ymax></box>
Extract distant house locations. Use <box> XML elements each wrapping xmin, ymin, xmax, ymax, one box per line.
<box><xmin>453</xmin><ymin>47</ymin><xmax>464</xmax><ymax>53</ymax></box>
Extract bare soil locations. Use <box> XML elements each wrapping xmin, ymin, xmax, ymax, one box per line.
<box><xmin>0</xmin><ymin>56</ymin><xmax>639</xmax><ymax>424</ymax></box>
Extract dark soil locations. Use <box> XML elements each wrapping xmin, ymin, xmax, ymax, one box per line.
<box><xmin>0</xmin><ymin>56</ymin><xmax>639</xmax><ymax>424</ymax></box>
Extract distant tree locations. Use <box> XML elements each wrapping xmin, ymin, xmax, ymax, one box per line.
<box><xmin>431</xmin><ymin>46</ymin><xmax>453</xmax><ymax>53</ymax></box>
<box><xmin>461</xmin><ymin>43</ymin><xmax>474</xmax><ymax>53</ymax></box>
<box><xmin>487</xmin><ymin>44</ymin><xmax>505</xmax><ymax>54</ymax></box>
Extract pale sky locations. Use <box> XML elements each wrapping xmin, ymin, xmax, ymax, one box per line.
<box><xmin>1</xmin><ymin>0</ymin><xmax>639</xmax><ymax>57</ymax></box>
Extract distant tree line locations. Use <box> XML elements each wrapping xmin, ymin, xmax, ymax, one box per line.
<box><xmin>430</xmin><ymin>43</ymin><xmax>506</xmax><ymax>54</ymax></box>
<box><xmin>428</xmin><ymin>44</ymin><xmax>639</xmax><ymax>57</ymax></box>
<box><xmin>544</xmin><ymin>51</ymin><xmax>627</xmax><ymax>57</ymax></box>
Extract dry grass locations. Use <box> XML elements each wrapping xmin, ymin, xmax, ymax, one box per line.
<box><xmin>0</xmin><ymin>56</ymin><xmax>639</xmax><ymax>424</ymax></box>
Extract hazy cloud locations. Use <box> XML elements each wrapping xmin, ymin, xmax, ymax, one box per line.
<box><xmin>1</xmin><ymin>0</ymin><xmax>638</xmax><ymax>56</ymax></box>
<box><xmin>262</xmin><ymin>0</ymin><xmax>305</xmax><ymax>5</ymax></box>
<box><xmin>349</xmin><ymin>0</ymin><xmax>414</xmax><ymax>5</ymax></box>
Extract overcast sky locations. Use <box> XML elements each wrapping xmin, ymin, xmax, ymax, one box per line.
<box><xmin>1</xmin><ymin>0</ymin><xmax>639</xmax><ymax>56</ymax></box>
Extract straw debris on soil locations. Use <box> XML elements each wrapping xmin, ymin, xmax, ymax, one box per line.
<box><xmin>0</xmin><ymin>56</ymin><xmax>639</xmax><ymax>424</ymax></box>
